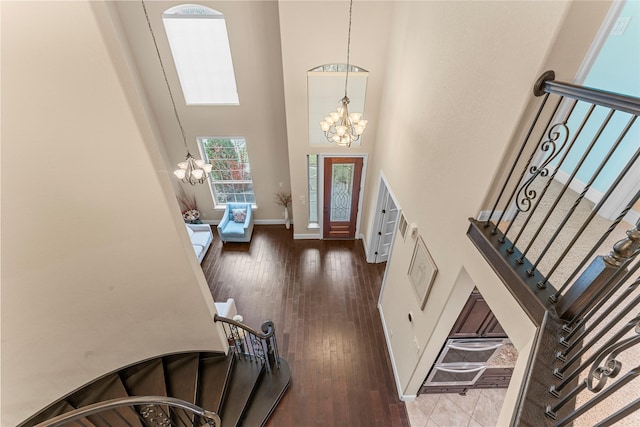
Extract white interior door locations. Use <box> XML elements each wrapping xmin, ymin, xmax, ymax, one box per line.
<box><xmin>376</xmin><ymin>195</ymin><xmax>399</xmax><ymax>262</ymax></box>
<box><xmin>370</xmin><ymin>177</ymin><xmax>400</xmax><ymax>263</ymax></box>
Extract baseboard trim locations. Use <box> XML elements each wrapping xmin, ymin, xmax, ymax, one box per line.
<box><xmin>554</xmin><ymin>170</ymin><xmax>604</xmax><ymax>205</ymax></box>
<box><xmin>294</xmin><ymin>233</ymin><xmax>320</xmax><ymax>240</ymax></box>
<box><xmin>477</xmin><ymin>210</ymin><xmax>503</xmax><ymax>222</ymax></box>
<box><xmin>361</xmin><ymin>234</ymin><xmax>371</xmax><ymax>261</ymax></box>
<box><xmin>254</xmin><ymin>219</ymin><xmax>291</xmax><ymax>225</ymax></box>
<box><xmin>378</xmin><ymin>304</ymin><xmax>406</xmax><ymax>401</ymax></box>
<box><xmin>624</xmin><ymin>209</ymin><xmax>640</xmax><ymax>226</ymax></box>
<box><xmin>203</xmin><ymin>219</ymin><xmax>291</xmax><ymax>226</ymax></box>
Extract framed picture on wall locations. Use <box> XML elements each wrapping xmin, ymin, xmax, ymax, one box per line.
<box><xmin>408</xmin><ymin>236</ymin><xmax>438</xmax><ymax>310</ymax></box>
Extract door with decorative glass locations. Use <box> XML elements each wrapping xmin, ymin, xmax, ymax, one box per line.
<box><xmin>323</xmin><ymin>157</ymin><xmax>363</xmax><ymax>239</ymax></box>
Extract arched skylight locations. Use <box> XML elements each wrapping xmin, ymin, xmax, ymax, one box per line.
<box><xmin>309</xmin><ymin>64</ymin><xmax>368</xmax><ymax>73</ymax></box>
<box><xmin>162</xmin><ymin>4</ymin><xmax>239</xmax><ymax>105</ymax></box>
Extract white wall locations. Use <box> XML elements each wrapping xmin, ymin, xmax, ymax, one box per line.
<box><xmin>112</xmin><ymin>1</ymin><xmax>292</xmax><ymax>223</ymax></box>
<box><xmin>371</xmin><ymin>0</ymin><xmax>608</xmax><ymax>413</ymax></box>
<box><xmin>0</xmin><ymin>2</ymin><xmax>226</xmax><ymax>425</ymax></box>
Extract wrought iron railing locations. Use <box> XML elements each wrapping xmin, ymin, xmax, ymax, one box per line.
<box><xmin>468</xmin><ymin>71</ymin><xmax>640</xmax><ymax>426</ymax></box>
<box><xmin>33</xmin><ymin>396</ymin><xmax>221</xmax><ymax>427</ymax></box>
<box><xmin>214</xmin><ymin>314</ymin><xmax>281</xmax><ymax>372</ymax></box>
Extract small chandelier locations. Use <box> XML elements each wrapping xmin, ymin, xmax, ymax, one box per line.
<box><xmin>143</xmin><ymin>1</ymin><xmax>212</xmax><ymax>185</ymax></box>
<box><xmin>320</xmin><ymin>0</ymin><xmax>368</xmax><ymax>147</ymax></box>
<box><xmin>174</xmin><ymin>152</ymin><xmax>212</xmax><ymax>184</ymax></box>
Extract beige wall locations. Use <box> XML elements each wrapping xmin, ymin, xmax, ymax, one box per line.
<box><xmin>370</xmin><ymin>0</ymin><xmax>610</xmax><ymax>421</ymax></box>
<box><xmin>374</xmin><ymin>0</ymin><xmax>563</xmax><ymax>397</ymax></box>
<box><xmin>278</xmin><ymin>1</ymin><xmax>393</xmax><ymax>238</ymax></box>
<box><xmin>112</xmin><ymin>1</ymin><xmax>291</xmax><ymax>223</ymax></box>
<box><xmin>1</xmin><ymin>2</ymin><xmax>226</xmax><ymax>425</ymax></box>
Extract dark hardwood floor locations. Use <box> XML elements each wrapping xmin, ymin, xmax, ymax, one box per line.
<box><xmin>201</xmin><ymin>225</ymin><xmax>410</xmax><ymax>427</ymax></box>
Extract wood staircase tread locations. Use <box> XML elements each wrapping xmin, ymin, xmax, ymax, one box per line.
<box><xmin>197</xmin><ymin>353</ymin><xmax>235</xmax><ymax>415</ymax></box>
<box><xmin>57</xmin><ymin>402</ymin><xmax>99</xmax><ymax>427</ymax></box>
<box><xmin>163</xmin><ymin>353</ymin><xmax>200</xmax><ymax>405</ymax></box>
<box><xmin>121</xmin><ymin>358</ymin><xmax>167</xmax><ymax>397</ymax></box>
<box><xmin>20</xmin><ymin>349</ymin><xmax>290</xmax><ymax>427</ymax></box>
<box><xmin>240</xmin><ymin>358</ymin><xmax>292</xmax><ymax>427</ymax></box>
<box><xmin>220</xmin><ymin>356</ymin><xmax>265</xmax><ymax>427</ymax></box>
<box><xmin>67</xmin><ymin>374</ymin><xmax>143</xmax><ymax>427</ymax></box>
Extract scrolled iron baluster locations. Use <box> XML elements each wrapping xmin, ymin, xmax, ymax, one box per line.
<box><xmin>140</xmin><ymin>405</ymin><xmax>171</xmax><ymax>427</ymax></box>
<box><xmin>515</xmin><ymin>122</ymin><xmax>569</xmax><ymax>213</ymax></box>
<box><xmin>552</xmin><ymin>365</ymin><xmax>640</xmax><ymax>427</ymax></box>
<box><xmin>488</xmin><ymin>91</ymin><xmax>557</xmax><ymax>234</ymax></box>
<box><xmin>228</xmin><ymin>324</ymin><xmax>246</xmax><ymax>355</ymax></box>
<box><xmin>249</xmin><ymin>334</ymin><xmax>266</xmax><ymax>361</ymax></box>
<box><xmin>547</xmin><ymin>322</ymin><xmax>640</xmax><ymax>422</ymax></box>
<box><xmin>586</xmin><ymin>320</ymin><xmax>640</xmax><ymax>391</ymax></box>
<box><xmin>214</xmin><ymin>314</ymin><xmax>280</xmax><ymax>371</ymax></box>
<box><xmin>554</xmin><ymin>314</ymin><xmax>640</xmax><ymax>392</ymax></box>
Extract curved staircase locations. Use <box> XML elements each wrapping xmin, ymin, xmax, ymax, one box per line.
<box><xmin>19</xmin><ymin>318</ymin><xmax>291</xmax><ymax>427</ymax></box>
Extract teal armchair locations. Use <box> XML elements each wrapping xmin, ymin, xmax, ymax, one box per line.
<box><xmin>217</xmin><ymin>203</ymin><xmax>254</xmax><ymax>243</ymax></box>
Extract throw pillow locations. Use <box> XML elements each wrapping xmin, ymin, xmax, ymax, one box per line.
<box><xmin>232</xmin><ymin>208</ymin><xmax>247</xmax><ymax>223</ymax></box>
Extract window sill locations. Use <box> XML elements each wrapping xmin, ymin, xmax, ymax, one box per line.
<box><xmin>214</xmin><ymin>204</ymin><xmax>258</xmax><ymax>211</ymax></box>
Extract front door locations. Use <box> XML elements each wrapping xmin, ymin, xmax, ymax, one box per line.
<box><xmin>323</xmin><ymin>157</ymin><xmax>363</xmax><ymax>239</ymax></box>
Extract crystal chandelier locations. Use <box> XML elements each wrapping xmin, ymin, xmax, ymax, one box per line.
<box><xmin>319</xmin><ymin>0</ymin><xmax>368</xmax><ymax>147</ymax></box>
<box><xmin>143</xmin><ymin>1</ymin><xmax>212</xmax><ymax>185</ymax></box>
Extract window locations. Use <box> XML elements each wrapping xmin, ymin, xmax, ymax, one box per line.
<box><xmin>307</xmin><ymin>63</ymin><xmax>368</xmax><ymax>146</ymax></box>
<box><xmin>198</xmin><ymin>137</ymin><xmax>255</xmax><ymax>206</ymax></box>
<box><xmin>162</xmin><ymin>5</ymin><xmax>239</xmax><ymax>105</ymax></box>
<box><xmin>308</xmin><ymin>154</ymin><xmax>319</xmax><ymax>225</ymax></box>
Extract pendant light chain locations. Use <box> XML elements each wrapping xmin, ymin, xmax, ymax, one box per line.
<box><xmin>142</xmin><ymin>0</ymin><xmax>189</xmax><ymax>153</ymax></box>
<box><xmin>142</xmin><ymin>0</ymin><xmax>211</xmax><ymax>185</ymax></box>
<box><xmin>344</xmin><ymin>0</ymin><xmax>353</xmax><ymax>97</ymax></box>
<box><xmin>319</xmin><ymin>0</ymin><xmax>367</xmax><ymax>148</ymax></box>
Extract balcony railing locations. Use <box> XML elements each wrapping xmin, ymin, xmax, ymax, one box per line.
<box><xmin>214</xmin><ymin>314</ymin><xmax>281</xmax><ymax>372</ymax></box>
<box><xmin>467</xmin><ymin>71</ymin><xmax>640</xmax><ymax>426</ymax></box>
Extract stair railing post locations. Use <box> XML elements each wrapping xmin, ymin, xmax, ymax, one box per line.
<box><xmin>261</xmin><ymin>320</ymin><xmax>278</xmax><ymax>371</ymax></box>
<box><xmin>556</xmin><ymin>220</ymin><xmax>640</xmax><ymax>322</ymax></box>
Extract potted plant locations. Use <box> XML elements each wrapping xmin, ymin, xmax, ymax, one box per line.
<box><xmin>177</xmin><ymin>189</ymin><xmax>201</xmax><ymax>224</ymax></box>
<box><xmin>274</xmin><ymin>191</ymin><xmax>292</xmax><ymax>229</ymax></box>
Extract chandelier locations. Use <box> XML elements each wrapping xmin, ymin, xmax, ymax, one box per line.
<box><xmin>319</xmin><ymin>0</ymin><xmax>367</xmax><ymax>147</ymax></box>
<box><xmin>143</xmin><ymin>1</ymin><xmax>212</xmax><ymax>185</ymax></box>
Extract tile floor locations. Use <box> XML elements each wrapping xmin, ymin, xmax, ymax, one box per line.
<box><xmin>405</xmin><ymin>389</ymin><xmax>507</xmax><ymax>427</ymax></box>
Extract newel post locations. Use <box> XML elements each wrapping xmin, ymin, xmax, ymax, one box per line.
<box><xmin>556</xmin><ymin>220</ymin><xmax>640</xmax><ymax>321</ymax></box>
<box><xmin>261</xmin><ymin>320</ymin><xmax>278</xmax><ymax>370</ymax></box>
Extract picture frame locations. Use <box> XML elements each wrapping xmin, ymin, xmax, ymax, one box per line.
<box><xmin>408</xmin><ymin>236</ymin><xmax>438</xmax><ymax>310</ymax></box>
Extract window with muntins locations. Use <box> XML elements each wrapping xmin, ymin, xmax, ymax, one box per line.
<box><xmin>162</xmin><ymin>4</ymin><xmax>239</xmax><ymax>105</ymax></box>
<box><xmin>198</xmin><ymin>137</ymin><xmax>255</xmax><ymax>207</ymax></box>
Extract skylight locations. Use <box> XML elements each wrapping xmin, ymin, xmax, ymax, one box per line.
<box><xmin>162</xmin><ymin>4</ymin><xmax>239</xmax><ymax>105</ymax></box>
